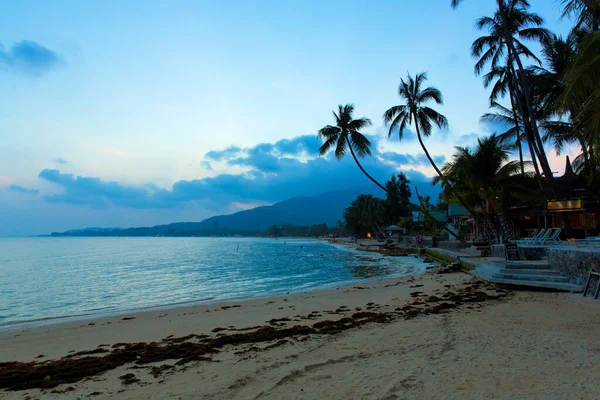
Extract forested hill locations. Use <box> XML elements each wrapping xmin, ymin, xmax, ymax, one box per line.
<box><xmin>49</xmin><ymin>182</ymin><xmax>440</xmax><ymax>237</ymax></box>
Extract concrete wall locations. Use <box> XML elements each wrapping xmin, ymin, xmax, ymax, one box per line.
<box><xmin>493</xmin><ymin>244</ymin><xmax>600</xmax><ymax>285</ymax></box>
<box><xmin>546</xmin><ymin>248</ymin><xmax>600</xmax><ymax>285</ymax></box>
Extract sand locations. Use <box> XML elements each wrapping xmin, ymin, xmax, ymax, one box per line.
<box><xmin>2</xmin><ymin>269</ymin><xmax>600</xmax><ymax>399</ymax></box>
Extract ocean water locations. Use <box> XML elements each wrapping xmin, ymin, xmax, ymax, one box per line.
<box><xmin>0</xmin><ymin>237</ymin><xmax>426</xmax><ymax>327</ymax></box>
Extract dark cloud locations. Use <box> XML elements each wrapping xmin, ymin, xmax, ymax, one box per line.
<box><xmin>0</xmin><ymin>41</ymin><xmax>65</xmax><ymax>76</ymax></box>
<box><xmin>38</xmin><ymin>169</ymin><xmax>172</xmax><ymax>209</ymax></box>
<box><xmin>9</xmin><ymin>184</ymin><xmax>40</xmax><ymax>195</ymax></box>
<box><xmin>229</xmin><ymin>143</ymin><xmax>280</xmax><ymax>172</ymax></box>
<box><xmin>54</xmin><ymin>157</ymin><xmax>70</xmax><ymax>165</ymax></box>
<box><xmin>37</xmin><ymin>134</ymin><xmax>441</xmax><ymax>211</ymax></box>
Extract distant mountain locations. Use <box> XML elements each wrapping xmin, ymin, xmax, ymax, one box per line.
<box><xmin>49</xmin><ymin>181</ymin><xmax>440</xmax><ymax>236</ymax></box>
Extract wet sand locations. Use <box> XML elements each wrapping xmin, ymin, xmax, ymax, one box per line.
<box><xmin>2</xmin><ymin>269</ymin><xmax>600</xmax><ymax>399</ymax></box>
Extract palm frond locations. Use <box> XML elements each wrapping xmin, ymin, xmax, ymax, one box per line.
<box><xmin>350</xmin><ymin>130</ymin><xmax>372</xmax><ymax>157</ymax></box>
<box><xmin>318</xmin><ymin>125</ymin><xmax>342</xmax><ymax>156</ymax></box>
<box><xmin>348</xmin><ymin>117</ymin><xmax>372</xmax><ymax>131</ymax></box>
<box><xmin>417</xmin><ymin>86</ymin><xmax>444</xmax><ymax>104</ymax></box>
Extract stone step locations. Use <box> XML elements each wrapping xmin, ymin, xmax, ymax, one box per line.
<box><xmin>492</xmin><ymin>273</ymin><xmax>570</xmax><ymax>283</ymax></box>
<box><xmin>498</xmin><ymin>269</ymin><xmax>560</xmax><ymax>276</ymax></box>
<box><xmin>489</xmin><ymin>277</ymin><xmax>583</xmax><ymax>292</ymax></box>
<box><xmin>503</xmin><ymin>262</ymin><xmax>551</xmax><ymax>270</ymax></box>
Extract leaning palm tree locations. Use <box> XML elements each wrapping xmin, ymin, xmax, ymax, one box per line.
<box><xmin>318</xmin><ymin>104</ymin><xmax>386</xmax><ymax>191</ymax></box>
<box><xmin>383</xmin><ymin>72</ymin><xmax>492</xmax><ymax>239</ymax></box>
<box><xmin>471</xmin><ymin>0</ymin><xmax>553</xmax><ymax>176</ymax></box>
<box><xmin>383</xmin><ymin>72</ymin><xmax>448</xmax><ymax>177</ymax></box>
<box><xmin>453</xmin><ymin>0</ymin><xmax>558</xmax><ymax>190</ymax></box>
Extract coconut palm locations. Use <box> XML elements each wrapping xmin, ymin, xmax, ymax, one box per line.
<box><xmin>453</xmin><ymin>0</ymin><xmax>557</xmax><ymax>188</ymax></box>
<box><xmin>482</xmin><ymin>66</ymin><xmax>530</xmax><ymax>175</ymax></box>
<box><xmin>481</xmin><ymin>102</ymin><xmax>529</xmax><ymax>175</ymax></box>
<box><xmin>471</xmin><ymin>2</ymin><xmax>548</xmax><ymax>77</ymax></box>
<box><xmin>563</xmin><ymin>31</ymin><xmax>600</xmax><ymax>169</ymax></box>
<box><xmin>433</xmin><ymin>135</ymin><xmax>540</xmax><ymax>219</ymax></box>
<box><xmin>560</xmin><ymin>0</ymin><xmax>600</xmax><ymax>32</ymax></box>
<box><xmin>318</xmin><ymin>104</ymin><xmax>386</xmax><ymax>192</ymax></box>
<box><xmin>382</xmin><ymin>72</ymin><xmax>448</xmax><ymax>177</ymax></box>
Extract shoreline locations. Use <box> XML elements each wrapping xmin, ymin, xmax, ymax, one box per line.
<box><xmin>0</xmin><ymin>239</ymin><xmax>428</xmax><ymax>332</ymax></box>
<box><xmin>3</xmin><ymin>268</ymin><xmax>600</xmax><ymax>398</ymax></box>
<box><xmin>0</xmin><ymin>264</ymin><xmax>432</xmax><ymax>340</ymax></box>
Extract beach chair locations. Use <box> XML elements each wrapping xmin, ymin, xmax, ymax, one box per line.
<box><xmin>513</xmin><ymin>229</ymin><xmax>544</xmax><ymax>244</ymax></box>
<box><xmin>520</xmin><ymin>228</ymin><xmax>550</xmax><ymax>244</ymax></box>
<box><xmin>536</xmin><ymin>228</ymin><xmax>564</xmax><ymax>245</ymax></box>
<box><xmin>575</xmin><ymin>235</ymin><xmax>600</xmax><ymax>248</ymax></box>
<box><xmin>529</xmin><ymin>228</ymin><xmax>554</xmax><ymax>245</ymax></box>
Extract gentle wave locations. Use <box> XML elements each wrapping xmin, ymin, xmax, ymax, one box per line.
<box><xmin>0</xmin><ymin>237</ymin><xmax>426</xmax><ymax>327</ymax></box>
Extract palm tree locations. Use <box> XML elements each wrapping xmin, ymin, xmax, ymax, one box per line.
<box><xmin>481</xmin><ymin>102</ymin><xmax>529</xmax><ymax>175</ymax></box>
<box><xmin>433</xmin><ymin>135</ymin><xmax>540</xmax><ymax>239</ymax></box>
<box><xmin>560</xmin><ymin>0</ymin><xmax>600</xmax><ymax>32</ymax></box>
<box><xmin>453</xmin><ymin>0</ymin><xmax>557</xmax><ymax>189</ymax></box>
<box><xmin>471</xmin><ymin>3</ymin><xmax>547</xmax><ymax>76</ymax></box>
<box><xmin>470</xmin><ymin>0</ymin><xmax>554</xmax><ymax>177</ymax></box>
<box><xmin>482</xmin><ymin>66</ymin><xmax>529</xmax><ymax>175</ymax></box>
<box><xmin>382</xmin><ymin>72</ymin><xmax>494</xmax><ymax>239</ymax></box>
<box><xmin>530</xmin><ymin>34</ymin><xmax>592</xmax><ymax>166</ymax></box>
<box><xmin>563</xmin><ymin>31</ymin><xmax>600</xmax><ymax>170</ymax></box>
<box><xmin>318</xmin><ymin>104</ymin><xmax>386</xmax><ymax>192</ymax></box>
<box><xmin>382</xmin><ymin>72</ymin><xmax>448</xmax><ymax>177</ymax></box>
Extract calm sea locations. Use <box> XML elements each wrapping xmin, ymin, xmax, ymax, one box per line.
<box><xmin>0</xmin><ymin>237</ymin><xmax>426</xmax><ymax>327</ymax></box>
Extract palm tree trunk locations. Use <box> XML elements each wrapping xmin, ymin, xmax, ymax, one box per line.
<box><xmin>345</xmin><ymin>137</ymin><xmax>464</xmax><ymax>241</ymax></box>
<box><xmin>507</xmin><ymin>60</ymin><xmax>541</xmax><ymax>179</ymax></box>
<box><xmin>580</xmin><ymin>137</ymin><xmax>590</xmax><ymax>165</ymax></box>
<box><xmin>345</xmin><ymin>137</ymin><xmax>387</xmax><ymax>192</ymax></box>
<box><xmin>414</xmin><ymin>123</ymin><xmax>498</xmax><ymax>241</ymax></box>
<box><xmin>497</xmin><ymin>0</ymin><xmax>557</xmax><ymax>194</ymax></box>
<box><xmin>507</xmin><ymin>85</ymin><xmax>524</xmax><ymax>175</ymax></box>
<box><xmin>517</xmin><ymin>136</ymin><xmax>524</xmax><ymax>175</ymax></box>
<box><xmin>528</xmin><ymin>140</ymin><xmax>541</xmax><ymax>176</ymax></box>
<box><xmin>414</xmin><ymin>124</ymin><xmax>445</xmax><ymax>177</ymax></box>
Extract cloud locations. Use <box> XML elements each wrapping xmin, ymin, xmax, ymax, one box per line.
<box><xmin>273</xmin><ymin>135</ymin><xmax>322</xmax><ymax>156</ymax></box>
<box><xmin>9</xmin><ymin>184</ymin><xmax>39</xmax><ymax>194</ymax></box>
<box><xmin>54</xmin><ymin>157</ymin><xmax>70</xmax><ymax>165</ymax></box>
<box><xmin>36</xmin><ymin>133</ymin><xmax>442</xmax><ymax>212</ymax></box>
<box><xmin>205</xmin><ymin>146</ymin><xmax>242</xmax><ymax>161</ymax></box>
<box><xmin>38</xmin><ymin>169</ymin><xmax>171</xmax><ymax>209</ymax></box>
<box><xmin>0</xmin><ymin>41</ymin><xmax>65</xmax><ymax>76</ymax></box>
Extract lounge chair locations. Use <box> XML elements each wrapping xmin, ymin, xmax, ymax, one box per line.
<box><xmin>575</xmin><ymin>236</ymin><xmax>600</xmax><ymax>248</ymax></box>
<box><xmin>521</xmin><ymin>228</ymin><xmax>550</xmax><ymax>244</ymax></box>
<box><xmin>528</xmin><ymin>228</ymin><xmax>553</xmax><ymax>244</ymax></box>
<box><xmin>513</xmin><ymin>229</ymin><xmax>544</xmax><ymax>244</ymax></box>
<box><xmin>535</xmin><ymin>228</ymin><xmax>564</xmax><ymax>245</ymax></box>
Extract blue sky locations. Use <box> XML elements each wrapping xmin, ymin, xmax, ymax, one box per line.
<box><xmin>0</xmin><ymin>0</ymin><xmax>578</xmax><ymax>235</ymax></box>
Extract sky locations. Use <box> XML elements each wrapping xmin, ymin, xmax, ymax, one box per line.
<box><xmin>0</xmin><ymin>0</ymin><xmax>579</xmax><ymax>236</ymax></box>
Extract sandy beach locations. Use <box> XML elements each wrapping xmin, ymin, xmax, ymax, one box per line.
<box><xmin>2</xmin><ymin>267</ymin><xmax>600</xmax><ymax>399</ymax></box>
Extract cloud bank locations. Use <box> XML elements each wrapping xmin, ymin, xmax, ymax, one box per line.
<box><xmin>35</xmin><ymin>135</ymin><xmax>445</xmax><ymax>212</ymax></box>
